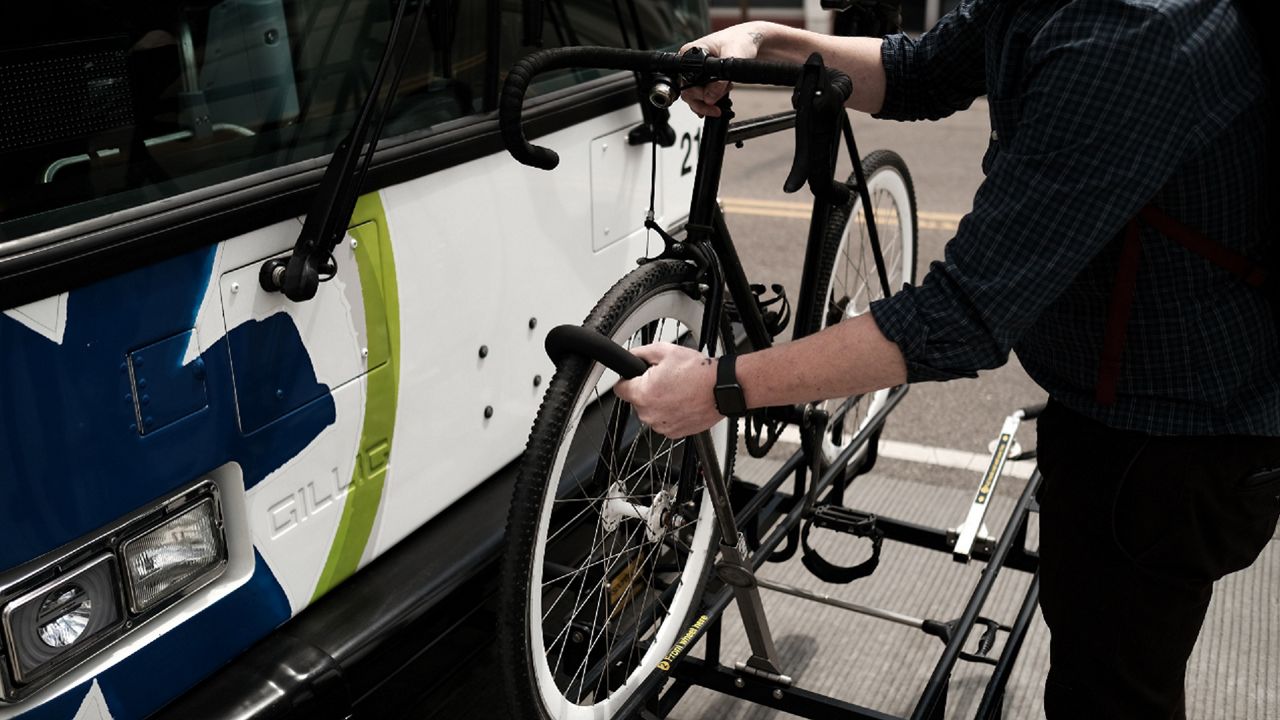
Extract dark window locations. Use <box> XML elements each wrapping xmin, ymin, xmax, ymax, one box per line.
<box><xmin>505</xmin><ymin>0</ymin><xmax>706</xmax><ymax>96</ymax></box>
<box><xmin>0</xmin><ymin>0</ymin><xmax>705</xmax><ymax>245</ymax></box>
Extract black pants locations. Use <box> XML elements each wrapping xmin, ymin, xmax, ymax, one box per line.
<box><xmin>1035</xmin><ymin>400</ymin><xmax>1280</xmax><ymax>720</ymax></box>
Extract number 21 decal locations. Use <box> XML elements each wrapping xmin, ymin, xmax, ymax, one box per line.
<box><xmin>679</xmin><ymin>130</ymin><xmax>701</xmax><ymax>176</ymax></box>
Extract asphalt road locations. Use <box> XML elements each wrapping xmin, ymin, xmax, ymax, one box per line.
<box><xmin>717</xmin><ymin>87</ymin><xmax>1046</xmax><ymax>476</ymax></box>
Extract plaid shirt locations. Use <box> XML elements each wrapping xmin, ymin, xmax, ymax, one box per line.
<box><xmin>868</xmin><ymin>0</ymin><xmax>1277</xmax><ymax>435</ymax></box>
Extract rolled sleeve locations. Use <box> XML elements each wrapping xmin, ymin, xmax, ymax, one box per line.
<box><xmin>875</xmin><ymin>283</ymin><xmax>983</xmax><ymax>381</ymax></box>
<box><xmin>873</xmin><ymin>0</ymin><xmax>989</xmax><ymax>121</ymax></box>
<box><xmin>872</xmin><ymin>3</ymin><xmax>1214</xmax><ymax>383</ymax></box>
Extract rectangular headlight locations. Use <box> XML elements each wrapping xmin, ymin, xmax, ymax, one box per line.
<box><xmin>121</xmin><ymin>498</ymin><xmax>226</xmax><ymax>614</ymax></box>
<box><xmin>1</xmin><ymin>555</ymin><xmax>124</xmax><ymax>685</ymax></box>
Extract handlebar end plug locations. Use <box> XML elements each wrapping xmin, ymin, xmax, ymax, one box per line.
<box><xmin>648</xmin><ymin>80</ymin><xmax>676</xmax><ymax>109</ymax></box>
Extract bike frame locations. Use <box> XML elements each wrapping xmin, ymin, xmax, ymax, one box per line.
<box><xmin>682</xmin><ymin>102</ymin><xmax>892</xmax><ymax>359</ymax></box>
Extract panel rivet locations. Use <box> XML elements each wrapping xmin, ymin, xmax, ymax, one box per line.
<box><xmin>528</xmin><ymin>317</ymin><xmax>537</xmax><ymax>330</ymax></box>
<box><xmin>484</xmin><ymin>406</ymin><xmax>494</xmax><ymax>419</ymax></box>
<box><xmin>772</xmin><ymin>689</ymin><xmax>784</xmax><ymax>700</ymax></box>
<box><xmin>734</xmin><ymin>678</ymin><xmax>745</xmax><ymax>689</ymax></box>
<box><xmin>230</xmin><ymin>282</ymin><xmax>240</xmax><ymax>294</ymax></box>
<box><xmin>351</xmin><ymin>238</ymin><xmax>359</xmax><ymax>249</ymax></box>
<box><xmin>361</xmin><ymin>347</ymin><xmax>369</xmax><ymax>359</ymax></box>
<box><xmin>533</xmin><ymin>375</ymin><xmax>542</xmax><ymax>387</ymax></box>
<box><xmin>276</xmin><ymin>389</ymin><xmax>285</xmax><ymax>400</ymax></box>
<box><xmin>479</xmin><ymin>345</ymin><xmax>489</xmax><ymax>359</ymax></box>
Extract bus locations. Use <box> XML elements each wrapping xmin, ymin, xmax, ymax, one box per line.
<box><xmin>0</xmin><ymin>1</ymin><xmax>706</xmax><ymax>717</ymax></box>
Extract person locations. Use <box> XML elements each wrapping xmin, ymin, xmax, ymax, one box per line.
<box><xmin>613</xmin><ymin>1</ymin><xmax>1279</xmax><ymax>717</ymax></box>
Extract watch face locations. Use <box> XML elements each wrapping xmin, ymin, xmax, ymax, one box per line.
<box><xmin>714</xmin><ymin>384</ymin><xmax>746</xmax><ymax>416</ymax></box>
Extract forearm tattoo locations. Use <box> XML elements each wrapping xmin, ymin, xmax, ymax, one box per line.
<box><xmin>749</xmin><ymin>31</ymin><xmax>764</xmax><ymax>47</ymax></box>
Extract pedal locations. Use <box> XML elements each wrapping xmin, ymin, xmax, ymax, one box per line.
<box><xmin>800</xmin><ymin>504</ymin><xmax>884</xmax><ymax>584</ymax></box>
<box><xmin>921</xmin><ymin>616</ymin><xmax>1010</xmax><ymax>667</ymax></box>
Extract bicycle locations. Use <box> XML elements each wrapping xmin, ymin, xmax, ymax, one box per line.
<box><xmin>495</xmin><ymin>44</ymin><xmax>920</xmax><ymax>720</ymax></box>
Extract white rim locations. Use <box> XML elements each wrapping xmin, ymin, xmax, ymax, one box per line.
<box><xmin>819</xmin><ymin>162</ymin><xmax>915</xmax><ymax>464</ymax></box>
<box><xmin>528</xmin><ymin>289</ymin><xmax>727</xmax><ymax>720</ymax></box>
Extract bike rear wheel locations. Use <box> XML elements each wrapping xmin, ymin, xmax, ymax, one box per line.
<box><xmin>499</xmin><ymin>259</ymin><xmax>734</xmax><ymax>720</ymax></box>
<box><xmin>813</xmin><ymin>149</ymin><xmax>918</xmax><ymax>472</ymax></box>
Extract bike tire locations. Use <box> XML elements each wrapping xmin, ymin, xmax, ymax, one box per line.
<box><xmin>499</xmin><ymin>259</ymin><xmax>735</xmax><ymax>720</ymax></box>
<box><xmin>810</xmin><ymin>149</ymin><xmax>918</xmax><ymax>472</ymax></box>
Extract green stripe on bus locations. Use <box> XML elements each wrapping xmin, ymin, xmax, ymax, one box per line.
<box><xmin>312</xmin><ymin>192</ymin><xmax>401</xmax><ymax>601</ymax></box>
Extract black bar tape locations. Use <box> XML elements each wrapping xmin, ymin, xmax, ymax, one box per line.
<box><xmin>501</xmin><ymin>47</ymin><xmax>682</xmax><ymax>169</ymax></box>
<box><xmin>544</xmin><ymin>324</ymin><xmax>649</xmax><ymax>379</ymax></box>
<box><xmin>499</xmin><ymin>47</ymin><xmax>853</xmax><ymax>170</ymax></box>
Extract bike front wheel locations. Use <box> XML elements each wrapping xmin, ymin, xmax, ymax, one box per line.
<box><xmin>813</xmin><ymin>149</ymin><xmax>918</xmax><ymax>472</ymax></box>
<box><xmin>499</xmin><ymin>259</ymin><xmax>733</xmax><ymax>720</ymax></box>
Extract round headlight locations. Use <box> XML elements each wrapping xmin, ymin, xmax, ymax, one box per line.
<box><xmin>37</xmin><ymin>586</ymin><xmax>93</xmax><ymax>649</ymax></box>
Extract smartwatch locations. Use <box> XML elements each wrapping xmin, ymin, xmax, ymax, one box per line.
<box><xmin>713</xmin><ymin>355</ymin><xmax>747</xmax><ymax>417</ymax></box>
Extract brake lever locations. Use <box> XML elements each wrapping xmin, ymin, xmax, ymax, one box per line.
<box><xmin>784</xmin><ymin>53</ymin><xmax>849</xmax><ymax>205</ymax></box>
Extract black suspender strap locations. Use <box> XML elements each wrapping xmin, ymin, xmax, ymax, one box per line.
<box><xmin>1137</xmin><ymin>205</ymin><xmax>1268</xmax><ymax>287</ymax></box>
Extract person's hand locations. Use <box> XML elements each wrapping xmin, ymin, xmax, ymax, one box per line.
<box><xmin>613</xmin><ymin>343</ymin><xmax>723</xmax><ymax>439</ymax></box>
<box><xmin>679</xmin><ymin>22</ymin><xmax>769</xmax><ymax>117</ymax></box>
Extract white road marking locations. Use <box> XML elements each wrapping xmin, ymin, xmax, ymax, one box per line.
<box><xmin>775</xmin><ymin>426</ymin><xmax>1036</xmax><ymax>480</ymax></box>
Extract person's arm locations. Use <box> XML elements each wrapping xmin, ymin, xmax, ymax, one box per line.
<box><xmin>615</xmin><ymin>314</ymin><xmax>905</xmax><ymax>439</ymax></box>
<box><xmin>679</xmin><ymin>21</ymin><xmax>887</xmax><ymax>116</ymax></box>
<box><xmin>679</xmin><ymin>4</ymin><xmax>990</xmax><ymax>120</ymax></box>
<box><xmin>870</xmin><ymin>5</ymin><xmax>1212</xmax><ymax>385</ymax></box>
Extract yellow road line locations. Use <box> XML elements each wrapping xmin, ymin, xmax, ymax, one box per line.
<box><xmin>721</xmin><ymin>197</ymin><xmax>963</xmax><ymax>231</ymax></box>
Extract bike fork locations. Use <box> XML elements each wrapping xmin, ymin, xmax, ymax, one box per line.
<box><xmin>690</xmin><ymin>430</ymin><xmax>792</xmax><ymax>685</ymax></box>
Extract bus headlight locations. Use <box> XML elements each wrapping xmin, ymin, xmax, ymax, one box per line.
<box><xmin>121</xmin><ymin>499</ymin><xmax>225</xmax><ymax>614</ymax></box>
<box><xmin>2</xmin><ymin>555</ymin><xmax>123</xmax><ymax>684</ymax></box>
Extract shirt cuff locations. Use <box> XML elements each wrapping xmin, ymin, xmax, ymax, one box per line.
<box><xmin>869</xmin><ymin>291</ymin><xmax>977</xmax><ymax>384</ymax></box>
<box><xmin>871</xmin><ymin>33</ymin><xmax>912</xmax><ymax>121</ymax></box>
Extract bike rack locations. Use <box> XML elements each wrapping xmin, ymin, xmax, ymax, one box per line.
<box><xmin>620</xmin><ymin>388</ymin><xmax>1042</xmax><ymax>720</ymax></box>
<box><xmin>612</xmin><ymin>111</ymin><xmax>1044</xmax><ymax>720</ymax></box>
